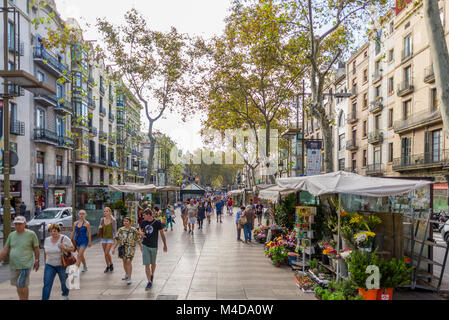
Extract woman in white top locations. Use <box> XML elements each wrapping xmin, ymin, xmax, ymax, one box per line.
<box><xmin>42</xmin><ymin>224</ymin><xmax>74</xmax><ymax>300</ymax></box>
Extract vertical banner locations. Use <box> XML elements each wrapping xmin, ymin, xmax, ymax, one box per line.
<box><xmin>306</xmin><ymin>140</ymin><xmax>322</xmax><ymax>176</ymax></box>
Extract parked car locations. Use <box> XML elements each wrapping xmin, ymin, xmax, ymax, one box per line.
<box><xmin>0</xmin><ymin>207</ymin><xmax>16</xmax><ymax>223</ymax></box>
<box><xmin>27</xmin><ymin>207</ymin><xmax>73</xmax><ymax>233</ymax></box>
<box><xmin>442</xmin><ymin>220</ymin><xmax>449</xmax><ymax>243</ymax></box>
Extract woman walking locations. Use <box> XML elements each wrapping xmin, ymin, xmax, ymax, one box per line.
<box><xmin>205</xmin><ymin>201</ymin><xmax>213</xmax><ymax>224</ymax></box>
<box><xmin>112</xmin><ymin>217</ymin><xmax>142</xmax><ymax>285</ymax></box>
<box><xmin>155</xmin><ymin>207</ymin><xmax>166</xmax><ymax>230</ymax></box>
<box><xmin>235</xmin><ymin>206</ymin><xmax>245</xmax><ymax>242</ymax></box>
<box><xmin>42</xmin><ymin>224</ymin><xmax>74</xmax><ymax>300</ymax></box>
<box><xmin>70</xmin><ymin>210</ymin><xmax>91</xmax><ymax>273</ymax></box>
<box><xmin>98</xmin><ymin>207</ymin><xmax>117</xmax><ymax>273</ymax></box>
<box><xmin>165</xmin><ymin>205</ymin><xmax>175</xmax><ymax>231</ymax></box>
<box><xmin>197</xmin><ymin>201</ymin><xmax>206</xmax><ymax>230</ymax></box>
<box><xmin>242</xmin><ymin>206</ymin><xmax>255</xmax><ymax>244</ymax></box>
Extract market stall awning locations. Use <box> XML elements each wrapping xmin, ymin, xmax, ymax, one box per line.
<box><xmin>229</xmin><ymin>189</ymin><xmax>245</xmax><ymax>195</ymax></box>
<box><xmin>181</xmin><ymin>183</ymin><xmax>206</xmax><ymax>195</ymax></box>
<box><xmin>108</xmin><ymin>184</ymin><xmax>180</xmax><ymax>193</ymax></box>
<box><xmin>276</xmin><ymin>171</ymin><xmax>433</xmax><ymax>197</ymax></box>
<box><xmin>258</xmin><ymin>186</ymin><xmax>296</xmax><ymax>203</ymax></box>
<box><xmin>254</xmin><ymin>184</ymin><xmax>276</xmax><ymax>192</ymax></box>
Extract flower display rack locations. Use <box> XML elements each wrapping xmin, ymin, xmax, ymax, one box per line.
<box><xmin>295</xmin><ymin>206</ymin><xmax>317</xmax><ymax>272</ymax></box>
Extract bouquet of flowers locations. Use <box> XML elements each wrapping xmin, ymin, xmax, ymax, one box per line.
<box><xmin>354</xmin><ymin>231</ymin><xmax>376</xmax><ymax>249</ymax></box>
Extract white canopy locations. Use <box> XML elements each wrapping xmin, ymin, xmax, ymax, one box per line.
<box><xmin>229</xmin><ymin>189</ymin><xmax>245</xmax><ymax>195</ymax></box>
<box><xmin>258</xmin><ymin>186</ymin><xmax>297</xmax><ymax>203</ymax></box>
<box><xmin>108</xmin><ymin>184</ymin><xmax>180</xmax><ymax>194</ymax></box>
<box><xmin>276</xmin><ymin>171</ymin><xmax>433</xmax><ymax>197</ymax></box>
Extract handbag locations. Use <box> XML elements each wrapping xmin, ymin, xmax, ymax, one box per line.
<box><xmin>60</xmin><ymin>237</ymin><xmax>76</xmax><ymax>268</ymax></box>
<box><xmin>98</xmin><ymin>218</ymin><xmax>104</xmax><ymax>238</ymax></box>
<box><xmin>118</xmin><ymin>229</ymin><xmax>131</xmax><ymax>259</ymax></box>
<box><xmin>72</xmin><ymin>220</ymin><xmax>84</xmax><ymax>250</ymax></box>
<box><xmin>239</xmin><ymin>213</ymin><xmax>248</xmax><ymax>226</ymax></box>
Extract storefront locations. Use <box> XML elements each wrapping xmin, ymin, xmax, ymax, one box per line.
<box><xmin>0</xmin><ymin>180</ymin><xmax>22</xmax><ymax>211</ymax></box>
<box><xmin>54</xmin><ymin>190</ymin><xmax>66</xmax><ymax>206</ymax></box>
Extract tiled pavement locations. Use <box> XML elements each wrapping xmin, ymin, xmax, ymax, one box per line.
<box><xmin>0</xmin><ymin>211</ymin><xmax>315</xmax><ymax>300</ymax></box>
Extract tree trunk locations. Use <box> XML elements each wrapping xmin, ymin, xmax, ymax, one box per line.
<box><xmin>145</xmin><ymin>120</ymin><xmax>156</xmax><ymax>185</ymax></box>
<box><xmin>424</xmin><ymin>0</ymin><xmax>449</xmax><ymax>138</ymax></box>
<box><xmin>322</xmin><ymin>121</ymin><xmax>334</xmax><ymax>173</ymax></box>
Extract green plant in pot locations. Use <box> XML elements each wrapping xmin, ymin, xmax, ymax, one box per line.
<box><xmin>378</xmin><ymin>257</ymin><xmax>414</xmax><ymax>300</ymax></box>
<box><xmin>269</xmin><ymin>245</ymin><xmax>288</xmax><ymax>266</ymax></box>
<box><xmin>346</xmin><ymin>248</ymin><xmax>379</xmax><ymax>291</ymax></box>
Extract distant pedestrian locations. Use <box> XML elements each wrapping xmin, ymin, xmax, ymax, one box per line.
<box><xmin>206</xmin><ymin>202</ymin><xmax>213</xmax><ymax>224</ymax></box>
<box><xmin>186</xmin><ymin>199</ymin><xmax>198</xmax><ymax>235</ymax></box>
<box><xmin>42</xmin><ymin>224</ymin><xmax>74</xmax><ymax>300</ymax></box>
<box><xmin>249</xmin><ymin>199</ymin><xmax>256</xmax><ymax>211</ymax></box>
<box><xmin>139</xmin><ymin>209</ymin><xmax>168</xmax><ymax>290</ymax></box>
<box><xmin>155</xmin><ymin>207</ymin><xmax>166</xmax><ymax>229</ymax></box>
<box><xmin>70</xmin><ymin>210</ymin><xmax>91</xmax><ymax>274</ymax></box>
<box><xmin>256</xmin><ymin>203</ymin><xmax>264</xmax><ymax>226</ymax></box>
<box><xmin>181</xmin><ymin>201</ymin><xmax>189</xmax><ymax>231</ymax></box>
<box><xmin>19</xmin><ymin>202</ymin><xmax>26</xmax><ymax>217</ymax></box>
<box><xmin>98</xmin><ymin>207</ymin><xmax>117</xmax><ymax>273</ymax></box>
<box><xmin>112</xmin><ymin>217</ymin><xmax>142</xmax><ymax>285</ymax></box>
<box><xmin>0</xmin><ymin>216</ymin><xmax>40</xmax><ymax>300</ymax></box>
<box><xmin>215</xmin><ymin>197</ymin><xmax>225</xmax><ymax>223</ymax></box>
<box><xmin>165</xmin><ymin>205</ymin><xmax>175</xmax><ymax>231</ymax></box>
<box><xmin>197</xmin><ymin>201</ymin><xmax>206</xmax><ymax>230</ymax></box>
<box><xmin>235</xmin><ymin>206</ymin><xmax>245</xmax><ymax>242</ymax></box>
<box><xmin>243</xmin><ymin>206</ymin><xmax>256</xmax><ymax>243</ymax></box>
<box><xmin>227</xmin><ymin>198</ymin><xmax>233</xmax><ymax>215</ymax></box>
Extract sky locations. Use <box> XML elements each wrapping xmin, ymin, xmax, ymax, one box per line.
<box><xmin>54</xmin><ymin>0</ymin><xmax>233</xmax><ymax>152</ymax></box>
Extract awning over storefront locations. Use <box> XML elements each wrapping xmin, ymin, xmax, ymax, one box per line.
<box><xmin>276</xmin><ymin>171</ymin><xmax>433</xmax><ymax>197</ymax></box>
<box><xmin>258</xmin><ymin>186</ymin><xmax>296</xmax><ymax>203</ymax></box>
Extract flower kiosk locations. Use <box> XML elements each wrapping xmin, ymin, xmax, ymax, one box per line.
<box><xmin>260</xmin><ymin>171</ymin><xmax>441</xmax><ymax>300</ymax></box>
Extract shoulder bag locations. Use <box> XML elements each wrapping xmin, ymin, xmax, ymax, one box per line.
<box><xmin>60</xmin><ymin>236</ymin><xmax>76</xmax><ymax>268</ymax></box>
<box><xmin>118</xmin><ymin>229</ymin><xmax>131</xmax><ymax>259</ymax></box>
<box><xmin>98</xmin><ymin>218</ymin><xmax>104</xmax><ymax>239</ymax></box>
<box><xmin>239</xmin><ymin>213</ymin><xmax>248</xmax><ymax>226</ymax></box>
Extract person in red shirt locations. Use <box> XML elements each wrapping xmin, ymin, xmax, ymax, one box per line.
<box><xmin>227</xmin><ymin>198</ymin><xmax>233</xmax><ymax>215</ymax></box>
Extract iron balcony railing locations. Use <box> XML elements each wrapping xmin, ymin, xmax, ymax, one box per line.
<box><xmin>99</xmin><ymin>106</ymin><xmax>106</xmax><ymax>115</ymax></box>
<box><xmin>89</xmin><ymin>126</ymin><xmax>98</xmax><ymax>136</ymax></box>
<box><xmin>368</xmin><ymin>130</ymin><xmax>384</xmax><ymax>144</ymax></box>
<box><xmin>55</xmin><ymin>99</ymin><xmax>72</xmax><ymax>114</ymax></box>
<box><xmin>397</xmin><ymin>79</ymin><xmax>414</xmax><ymax>97</ymax></box>
<box><xmin>351</xmin><ymin>87</ymin><xmax>357</xmax><ymax>97</ymax></box>
<box><xmin>372</xmin><ymin>70</ymin><xmax>382</xmax><ymax>83</ymax></box>
<box><xmin>33</xmin><ymin>47</ymin><xmax>69</xmax><ymax>76</ymax></box>
<box><xmin>99</xmin><ymin>131</ymin><xmax>108</xmax><ymax>140</ymax></box>
<box><xmin>88</xmin><ymin>97</ymin><xmax>96</xmax><ymax>109</ymax></box>
<box><xmin>346</xmin><ymin>139</ymin><xmax>358</xmax><ymax>151</ymax></box>
<box><xmin>10</xmin><ymin>120</ymin><xmax>25</xmax><ymax>136</ymax></box>
<box><xmin>369</xmin><ymin>97</ymin><xmax>383</xmax><ymax>113</ymax></box>
<box><xmin>424</xmin><ymin>66</ymin><xmax>435</xmax><ymax>83</ymax></box>
<box><xmin>34</xmin><ymin>175</ymin><xmax>72</xmax><ymax>186</ymax></box>
<box><xmin>366</xmin><ymin>163</ymin><xmax>385</xmax><ymax>175</ymax></box>
<box><xmin>58</xmin><ymin>136</ymin><xmax>74</xmax><ymax>149</ymax></box>
<box><xmin>393</xmin><ymin>150</ymin><xmax>449</xmax><ymax>171</ymax></box>
<box><xmin>346</xmin><ymin>112</ymin><xmax>358</xmax><ymax>124</ymax></box>
<box><xmin>34</xmin><ymin>128</ymin><xmax>59</xmax><ymax>145</ymax></box>
<box><xmin>393</xmin><ymin>109</ymin><xmax>441</xmax><ymax>133</ymax></box>
<box><xmin>34</xmin><ymin>94</ymin><xmax>58</xmax><ymax>107</ymax></box>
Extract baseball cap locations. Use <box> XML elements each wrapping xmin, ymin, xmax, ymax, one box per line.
<box><xmin>13</xmin><ymin>216</ymin><xmax>26</xmax><ymax>224</ymax></box>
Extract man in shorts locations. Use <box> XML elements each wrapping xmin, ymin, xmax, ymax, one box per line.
<box><xmin>139</xmin><ymin>209</ymin><xmax>168</xmax><ymax>291</ymax></box>
<box><xmin>0</xmin><ymin>216</ymin><xmax>40</xmax><ymax>300</ymax></box>
<box><xmin>215</xmin><ymin>197</ymin><xmax>225</xmax><ymax>223</ymax></box>
<box><xmin>186</xmin><ymin>199</ymin><xmax>198</xmax><ymax>235</ymax></box>
<box><xmin>181</xmin><ymin>201</ymin><xmax>189</xmax><ymax>231</ymax></box>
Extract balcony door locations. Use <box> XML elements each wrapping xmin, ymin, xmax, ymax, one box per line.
<box><xmin>56</xmin><ymin>116</ymin><xmax>64</xmax><ymax>137</ymax></box>
<box><xmin>36</xmin><ymin>152</ymin><xmax>44</xmax><ymax>182</ymax></box>
<box><xmin>374</xmin><ymin>146</ymin><xmax>381</xmax><ymax>167</ymax></box>
<box><xmin>35</xmin><ymin>107</ymin><xmax>45</xmax><ymax>129</ymax></box>
<box><xmin>401</xmin><ymin>137</ymin><xmax>411</xmax><ymax>166</ymax></box>
<box><xmin>427</xmin><ymin>130</ymin><xmax>442</xmax><ymax>163</ymax></box>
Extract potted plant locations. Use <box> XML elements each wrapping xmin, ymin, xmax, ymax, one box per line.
<box><xmin>353</xmin><ymin>231</ymin><xmax>376</xmax><ymax>252</ymax></box>
<box><xmin>346</xmin><ymin>249</ymin><xmax>380</xmax><ymax>300</ymax></box>
<box><xmin>377</xmin><ymin>257</ymin><xmax>413</xmax><ymax>300</ymax></box>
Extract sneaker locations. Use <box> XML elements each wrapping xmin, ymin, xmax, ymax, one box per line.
<box><xmin>104</xmin><ymin>267</ymin><xmax>109</xmax><ymax>273</ymax></box>
<box><xmin>109</xmin><ymin>264</ymin><xmax>114</xmax><ymax>272</ymax></box>
<box><xmin>61</xmin><ymin>296</ymin><xmax>69</xmax><ymax>300</ymax></box>
<box><xmin>82</xmin><ymin>266</ymin><xmax>88</xmax><ymax>273</ymax></box>
<box><xmin>127</xmin><ymin>278</ymin><xmax>132</xmax><ymax>285</ymax></box>
<box><xmin>145</xmin><ymin>282</ymin><xmax>153</xmax><ymax>291</ymax></box>
<box><xmin>122</xmin><ymin>275</ymin><xmax>129</xmax><ymax>280</ymax></box>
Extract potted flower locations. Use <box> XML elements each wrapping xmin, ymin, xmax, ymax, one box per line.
<box><xmin>354</xmin><ymin>231</ymin><xmax>376</xmax><ymax>252</ymax></box>
<box><xmin>377</xmin><ymin>257</ymin><xmax>413</xmax><ymax>300</ymax></box>
<box><xmin>346</xmin><ymin>249</ymin><xmax>380</xmax><ymax>300</ymax></box>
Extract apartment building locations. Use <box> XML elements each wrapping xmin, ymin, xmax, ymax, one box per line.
<box><xmin>333</xmin><ymin>65</ymin><xmax>348</xmax><ymax>171</ymax></box>
<box><xmin>0</xmin><ymin>0</ymin><xmax>144</xmax><ymax>216</ymax></box>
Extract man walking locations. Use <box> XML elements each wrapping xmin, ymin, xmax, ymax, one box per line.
<box><xmin>215</xmin><ymin>197</ymin><xmax>225</xmax><ymax>223</ymax></box>
<box><xmin>181</xmin><ymin>201</ymin><xmax>189</xmax><ymax>231</ymax></box>
<box><xmin>0</xmin><ymin>216</ymin><xmax>40</xmax><ymax>300</ymax></box>
<box><xmin>139</xmin><ymin>209</ymin><xmax>168</xmax><ymax>291</ymax></box>
<box><xmin>19</xmin><ymin>202</ymin><xmax>26</xmax><ymax>217</ymax></box>
<box><xmin>186</xmin><ymin>199</ymin><xmax>198</xmax><ymax>235</ymax></box>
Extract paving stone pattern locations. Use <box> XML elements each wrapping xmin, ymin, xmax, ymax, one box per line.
<box><xmin>0</xmin><ymin>210</ymin><xmax>315</xmax><ymax>300</ymax></box>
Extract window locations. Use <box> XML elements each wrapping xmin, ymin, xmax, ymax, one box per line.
<box><xmin>8</xmin><ymin>21</ymin><xmax>14</xmax><ymax>50</ymax></box>
<box><xmin>363</xmin><ymin>150</ymin><xmax>367</xmax><ymax>167</ymax></box>
<box><xmin>388</xmin><ymin>109</ymin><xmax>394</xmax><ymax>127</ymax></box>
<box><xmin>374</xmin><ymin>146</ymin><xmax>381</xmax><ymax>165</ymax></box>
<box><xmin>10</xmin><ymin>102</ymin><xmax>17</xmax><ymax>123</ymax></box>
<box><xmin>375</xmin><ymin>60</ymin><xmax>381</xmax><ymax>74</ymax></box>
<box><xmin>431</xmin><ymin>88</ymin><xmax>439</xmax><ymax>111</ymax></box>
<box><xmin>36</xmin><ymin>152</ymin><xmax>44</xmax><ymax>180</ymax></box>
<box><xmin>375</xmin><ymin>85</ymin><xmax>381</xmax><ymax>98</ymax></box>
<box><xmin>363</xmin><ymin>121</ymin><xmax>367</xmax><ymax>137</ymax></box>
<box><xmin>389</xmin><ymin>21</ymin><xmax>394</xmax><ymax>34</ymax></box>
<box><xmin>404</xmin><ymin>66</ymin><xmax>411</xmax><ymax>87</ymax></box>
<box><xmin>88</xmin><ymin>167</ymin><xmax>93</xmax><ymax>185</ymax></box>
<box><xmin>404</xmin><ymin>34</ymin><xmax>412</xmax><ymax>58</ymax></box>
<box><xmin>338</xmin><ymin>134</ymin><xmax>345</xmax><ymax>151</ymax></box>
<box><xmin>100</xmin><ymin>169</ymin><xmax>104</xmax><ymax>185</ymax></box>
<box><xmin>37</xmin><ymin>70</ymin><xmax>45</xmax><ymax>82</ymax></box>
<box><xmin>375</xmin><ymin>30</ymin><xmax>382</xmax><ymax>54</ymax></box>
<box><xmin>363</xmin><ymin>69</ymin><xmax>368</xmax><ymax>82</ymax></box>
<box><xmin>375</xmin><ymin>115</ymin><xmax>381</xmax><ymax>130</ymax></box>
<box><xmin>401</xmin><ymin>137</ymin><xmax>412</xmax><ymax>165</ymax></box>
<box><xmin>56</xmin><ymin>116</ymin><xmax>64</xmax><ymax>137</ymax></box>
<box><xmin>388</xmin><ymin>143</ymin><xmax>394</xmax><ymax>162</ymax></box>
<box><xmin>352</xmin><ymin>79</ymin><xmax>357</xmax><ymax>93</ymax></box>
<box><xmin>351</xmin><ymin>153</ymin><xmax>356</xmax><ymax>171</ymax></box>
<box><xmin>56</xmin><ymin>84</ymin><xmax>64</xmax><ymax>99</ymax></box>
<box><xmin>389</xmin><ymin>49</ymin><xmax>394</xmax><ymax>62</ymax></box>
<box><xmin>8</xmin><ymin>61</ymin><xmax>15</xmax><ymax>71</ymax></box>
<box><xmin>388</xmin><ymin>77</ymin><xmax>394</xmax><ymax>93</ymax></box>
<box><xmin>403</xmin><ymin>100</ymin><xmax>412</xmax><ymax>120</ymax></box>
<box><xmin>35</xmin><ymin>107</ymin><xmax>45</xmax><ymax>129</ymax></box>
<box><xmin>352</xmin><ymin>102</ymin><xmax>357</xmax><ymax>115</ymax></box>
<box><xmin>352</xmin><ymin>128</ymin><xmax>357</xmax><ymax>143</ymax></box>
<box><xmin>338</xmin><ymin>111</ymin><xmax>345</xmax><ymax>127</ymax></box>
<box><xmin>56</xmin><ymin>156</ymin><xmax>63</xmax><ymax>181</ymax></box>
<box><xmin>353</xmin><ymin>61</ymin><xmax>356</xmax><ymax>74</ymax></box>
<box><xmin>432</xmin><ymin>130</ymin><xmax>442</xmax><ymax>162</ymax></box>
<box><xmin>338</xmin><ymin>159</ymin><xmax>345</xmax><ymax>171</ymax></box>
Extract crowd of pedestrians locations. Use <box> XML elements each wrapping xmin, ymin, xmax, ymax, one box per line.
<box><xmin>0</xmin><ymin>192</ymin><xmax>274</xmax><ymax>300</ymax></box>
